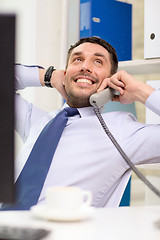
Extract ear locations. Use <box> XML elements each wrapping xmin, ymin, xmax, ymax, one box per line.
<box><xmin>62</xmin><ymin>70</ymin><xmax>66</xmax><ymax>86</ymax></box>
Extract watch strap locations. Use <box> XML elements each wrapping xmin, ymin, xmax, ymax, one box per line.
<box><xmin>44</xmin><ymin>66</ymin><xmax>56</xmax><ymax>88</ymax></box>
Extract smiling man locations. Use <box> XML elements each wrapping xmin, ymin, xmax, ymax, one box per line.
<box><xmin>62</xmin><ymin>38</ymin><xmax>116</xmax><ymax>108</ymax></box>
<box><xmin>3</xmin><ymin>37</ymin><xmax>160</xmax><ymax>210</ymax></box>
<box><xmin>64</xmin><ymin>44</ymin><xmax>111</xmax><ymax>107</ymax></box>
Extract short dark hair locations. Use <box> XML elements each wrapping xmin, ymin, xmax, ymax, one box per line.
<box><xmin>66</xmin><ymin>37</ymin><xmax>118</xmax><ymax>75</ymax></box>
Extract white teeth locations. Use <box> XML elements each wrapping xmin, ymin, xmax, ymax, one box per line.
<box><xmin>77</xmin><ymin>78</ymin><xmax>92</xmax><ymax>84</ymax></box>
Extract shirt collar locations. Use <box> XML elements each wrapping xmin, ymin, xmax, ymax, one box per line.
<box><xmin>62</xmin><ymin>102</ymin><xmax>103</xmax><ymax>118</ymax></box>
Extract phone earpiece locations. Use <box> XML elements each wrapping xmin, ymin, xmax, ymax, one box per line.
<box><xmin>89</xmin><ymin>88</ymin><xmax>118</xmax><ymax>108</ymax></box>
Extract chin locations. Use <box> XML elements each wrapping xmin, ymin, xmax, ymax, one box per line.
<box><xmin>66</xmin><ymin>95</ymin><xmax>91</xmax><ymax>108</ymax></box>
<box><xmin>65</xmin><ymin>87</ymin><xmax>96</xmax><ymax>107</ymax></box>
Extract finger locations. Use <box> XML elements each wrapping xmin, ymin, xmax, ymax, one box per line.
<box><xmin>110</xmin><ymin>77</ymin><xmax>125</xmax><ymax>88</ymax></box>
<box><xmin>106</xmin><ymin>80</ymin><xmax>124</xmax><ymax>95</ymax></box>
<box><xmin>97</xmin><ymin>78</ymin><xmax>110</xmax><ymax>92</ymax></box>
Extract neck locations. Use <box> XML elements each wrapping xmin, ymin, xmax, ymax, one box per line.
<box><xmin>66</xmin><ymin>97</ymin><xmax>91</xmax><ymax>108</ymax></box>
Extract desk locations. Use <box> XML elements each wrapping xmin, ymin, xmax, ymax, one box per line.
<box><xmin>0</xmin><ymin>206</ymin><xmax>159</xmax><ymax>240</ymax></box>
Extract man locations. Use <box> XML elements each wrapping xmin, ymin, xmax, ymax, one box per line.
<box><xmin>15</xmin><ymin>37</ymin><xmax>160</xmax><ymax>208</ymax></box>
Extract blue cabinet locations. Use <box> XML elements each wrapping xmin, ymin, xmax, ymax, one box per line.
<box><xmin>80</xmin><ymin>0</ymin><xmax>132</xmax><ymax>61</ymax></box>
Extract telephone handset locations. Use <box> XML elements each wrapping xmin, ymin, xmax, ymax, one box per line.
<box><xmin>89</xmin><ymin>88</ymin><xmax>118</xmax><ymax>108</ymax></box>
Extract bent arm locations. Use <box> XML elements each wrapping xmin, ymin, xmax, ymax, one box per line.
<box><xmin>15</xmin><ymin>64</ymin><xmax>66</xmax><ymax>141</ymax></box>
<box><xmin>15</xmin><ymin>65</ymin><xmax>46</xmax><ymax>141</ymax></box>
<box><xmin>15</xmin><ymin>64</ymin><xmax>66</xmax><ymax>97</ymax></box>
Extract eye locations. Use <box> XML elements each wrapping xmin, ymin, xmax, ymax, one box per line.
<box><xmin>95</xmin><ymin>59</ymin><xmax>103</xmax><ymax>65</ymax></box>
<box><xmin>74</xmin><ymin>57</ymin><xmax>82</xmax><ymax>62</ymax></box>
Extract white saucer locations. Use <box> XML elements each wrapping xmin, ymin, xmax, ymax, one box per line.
<box><xmin>30</xmin><ymin>204</ymin><xmax>95</xmax><ymax>222</ymax></box>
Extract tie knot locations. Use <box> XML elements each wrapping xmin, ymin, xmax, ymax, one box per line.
<box><xmin>64</xmin><ymin>107</ymin><xmax>79</xmax><ymax>117</ymax></box>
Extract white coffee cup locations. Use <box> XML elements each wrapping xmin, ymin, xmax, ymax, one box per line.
<box><xmin>46</xmin><ymin>186</ymin><xmax>92</xmax><ymax>212</ymax></box>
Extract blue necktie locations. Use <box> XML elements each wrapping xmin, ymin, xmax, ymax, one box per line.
<box><xmin>1</xmin><ymin>107</ymin><xmax>79</xmax><ymax>210</ymax></box>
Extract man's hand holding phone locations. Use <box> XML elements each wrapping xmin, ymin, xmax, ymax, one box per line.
<box><xmin>97</xmin><ymin>70</ymin><xmax>155</xmax><ymax>105</ymax></box>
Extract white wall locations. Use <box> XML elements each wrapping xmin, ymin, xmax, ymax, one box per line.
<box><xmin>0</xmin><ymin>0</ymin><xmax>68</xmax><ymax>111</ymax></box>
<box><xmin>0</xmin><ymin>0</ymin><xmax>37</xmax><ymax>64</ymax></box>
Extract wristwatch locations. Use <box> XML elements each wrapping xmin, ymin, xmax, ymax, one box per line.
<box><xmin>44</xmin><ymin>66</ymin><xmax>56</xmax><ymax>88</ymax></box>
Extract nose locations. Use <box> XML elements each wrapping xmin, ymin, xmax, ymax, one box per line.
<box><xmin>80</xmin><ymin>60</ymin><xmax>92</xmax><ymax>73</ymax></box>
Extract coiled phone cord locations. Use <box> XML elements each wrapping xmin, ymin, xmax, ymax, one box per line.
<box><xmin>93</xmin><ymin>105</ymin><xmax>160</xmax><ymax>198</ymax></box>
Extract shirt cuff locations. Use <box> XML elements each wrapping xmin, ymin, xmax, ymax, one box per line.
<box><xmin>145</xmin><ymin>89</ymin><xmax>160</xmax><ymax>116</ymax></box>
<box><xmin>15</xmin><ymin>64</ymin><xmax>43</xmax><ymax>91</ymax></box>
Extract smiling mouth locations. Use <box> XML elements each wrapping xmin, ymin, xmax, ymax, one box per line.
<box><xmin>76</xmin><ymin>78</ymin><xmax>94</xmax><ymax>85</ymax></box>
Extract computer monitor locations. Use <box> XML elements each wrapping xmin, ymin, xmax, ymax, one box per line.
<box><xmin>0</xmin><ymin>14</ymin><xmax>15</xmax><ymax>204</ymax></box>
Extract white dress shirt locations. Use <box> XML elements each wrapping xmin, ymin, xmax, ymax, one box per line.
<box><xmin>15</xmin><ymin>65</ymin><xmax>160</xmax><ymax>207</ymax></box>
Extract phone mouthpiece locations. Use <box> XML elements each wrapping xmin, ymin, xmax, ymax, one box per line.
<box><xmin>89</xmin><ymin>88</ymin><xmax>117</xmax><ymax>108</ymax></box>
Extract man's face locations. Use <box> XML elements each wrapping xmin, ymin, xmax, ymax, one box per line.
<box><xmin>63</xmin><ymin>42</ymin><xmax>112</xmax><ymax>108</ymax></box>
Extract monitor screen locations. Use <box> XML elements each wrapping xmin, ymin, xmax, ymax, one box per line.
<box><xmin>0</xmin><ymin>14</ymin><xmax>15</xmax><ymax>204</ymax></box>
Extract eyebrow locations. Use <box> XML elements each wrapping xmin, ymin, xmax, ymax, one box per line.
<box><xmin>70</xmin><ymin>51</ymin><xmax>82</xmax><ymax>57</ymax></box>
<box><xmin>71</xmin><ymin>51</ymin><xmax>108</xmax><ymax>62</ymax></box>
<box><xmin>94</xmin><ymin>53</ymin><xmax>109</xmax><ymax>63</ymax></box>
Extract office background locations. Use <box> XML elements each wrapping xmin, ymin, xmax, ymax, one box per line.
<box><xmin>0</xmin><ymin>0</ymin><xmax>159</xmax><ymax>206</ymax></box>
